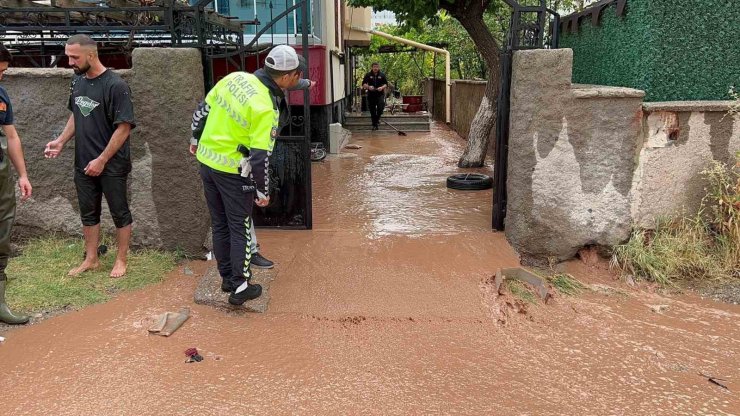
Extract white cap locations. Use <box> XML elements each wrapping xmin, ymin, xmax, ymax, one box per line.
<box><xmin>265</xmin><ymin>45</ymin><xmax>300</xmax><ymax>71</ymax></box>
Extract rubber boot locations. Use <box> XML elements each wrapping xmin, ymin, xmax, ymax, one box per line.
<box><xmin>0</xmin><ymin>280</ymin><xmax>29</xmax><ymax>325</ymax></box>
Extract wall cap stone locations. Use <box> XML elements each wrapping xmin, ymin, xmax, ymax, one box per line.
<box><xmin>452</xmin><ymin>79</ymin><xmax>487</xmax><ymax>85</ymax></box>
<box><xmin>571</xmin><ymin>84</ymin><xmax>645</xmax><ymax>99</ymax></box>
<box><xmin>642</xmin><ymin>100</ymin><xmax>736</xmax><ymax>113</ymax></box>
<box><xmin>6</xmin><ymin>68</ymin><xmax>133</xmax><ymax>78</ymax></box>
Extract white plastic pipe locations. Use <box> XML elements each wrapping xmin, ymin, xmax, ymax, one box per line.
<box><xmin>351</xmin><ymin>26</ymin><xmax>451</xmax><ymax>123</ymax></box>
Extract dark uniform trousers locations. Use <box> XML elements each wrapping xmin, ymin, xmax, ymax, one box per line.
<box><xmin>199</xmin><ymin>163</ymin><xmax>255</xmax><ymax>288</ymax></box>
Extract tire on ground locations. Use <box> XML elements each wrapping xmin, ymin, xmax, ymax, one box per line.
<box><xmin>446</xmin><ymin>173</ymin><xmax>493</xmax><ymax>191</ymax></box>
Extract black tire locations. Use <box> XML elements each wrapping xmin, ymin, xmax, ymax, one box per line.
<box><xmin>446</xmin><ymin>173</ymin><xmax>493</xmax><ymax>191</ymax></box>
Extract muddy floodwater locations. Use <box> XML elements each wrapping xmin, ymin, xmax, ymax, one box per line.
<box><xmin>1</xmin><ymin>124</ymin><xmax>738</xmax><ymax>415</ymax></box>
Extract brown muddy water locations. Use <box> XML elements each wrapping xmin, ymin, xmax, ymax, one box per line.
<box><xmin>0</xmin><ymin>124</ymin><xmax>738</xmax><ymax>415</ymax></box>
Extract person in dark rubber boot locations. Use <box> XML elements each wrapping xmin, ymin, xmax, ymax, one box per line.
<box><xmin>0</xmin><ymin>45</ymin><xmax>33</xmax><ymax>325</ymax></box>
<box><xmin>190</xmin><ymin>45</ymin><xmax>305</xmax><ymax>305</ymax></box>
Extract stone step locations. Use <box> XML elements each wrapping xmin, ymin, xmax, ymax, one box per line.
<box><xmin>343</xmin><ymin>117</ymin><xmax>430</xmax><ymax>125</ymax></box>
<box><xmin>194</xmin><ymin>265</ymin><xmax>274</xmax><ymax>313</ymax></box>
<box><xmin>345</xmin><ymin>113</ymin><xmax>430</xmax><ymax>123</ymax></box>
<box><xmin>346</xmin><ymin>123</ymin><xmax>431</xmax><ymax>132</ymax></box>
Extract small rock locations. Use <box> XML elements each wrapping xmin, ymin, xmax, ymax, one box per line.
<box><xmin>34</xmin><ymin>313</ymin><xmax>43</xmax><ymax>319</ymax></box>
<box><xmin>625</xmin><ymin>275</ymin><xmax>636</xmax><ymax>287</ymax></box>
<box><xmin>344</xmin><ymin>144</ymin><xmax>362</xmax><ymax>149</ymax></box>
<box><xmin>590</xmin><ymin>284</ymin><xmax>617</xmax><ymax>294</ymax></box>
<box><xmin>649</xmin><ymin>304</ymin><xmax>669</xmax><ymax>313</ymax></box>
<box><xmin>183</xmin><ymin>266</ymin><xmax>194</xmax><ymax>276</ymax></box>
<box><xmin>0</xmin><ymin>336</ymin><xmax>5</xmax><ymax>342</ymax></box>
<box><xmin>578</xmin><ymin>246</ymin><xmax>600</xmax><ymax>266</ymax></box>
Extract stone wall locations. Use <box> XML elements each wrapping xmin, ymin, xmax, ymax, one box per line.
<box><xmin>631</xmin><ymin>102</ymin><xmax>740</xmax><ymax>228</ymax></box>
<box><xmin>505</xmin><ymin>48</ymin><xmax>644</xmax><ymax>263</ymax></box>
<box><xmin>505</xmin><ymin>48</ymin><xmax>740</xmax><ymax>264</ymax></box>
<box><xmin>4</xmin><ymin>48</ymin><xmax>209</xmax><ymax>255</ymax></box>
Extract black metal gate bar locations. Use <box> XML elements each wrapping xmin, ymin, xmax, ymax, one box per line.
<box><xmin>493</xmin><ymin>0</ymin><xmax>559</xmax><ymax>231</ymax></box>
<box><xmin>299</xmin><ymin>0</ymin><xmax>312</xmax><ymax>229</ymax></box>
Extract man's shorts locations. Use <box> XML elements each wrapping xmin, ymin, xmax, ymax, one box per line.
<box><xmin>74</xmin><ymin>170</ymin><xmax>133</xmax><ymax>228</ymax></box>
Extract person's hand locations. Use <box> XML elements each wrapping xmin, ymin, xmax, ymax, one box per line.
<box><xmin>18</xmin><ymin>176</ymin><xmax>32</xmax><ymax>202</ymax></box>
<box><xmin>189</xmin><ymin>144</ymin><xmax>198</xmax><ymax>155</ymax></box>
<box><xmin>255</xmin><ymin>196</ymin><xmax>270</xmax><ymax>207</ymax></box>
<box><xmin>44</xmin><ymin>139</ymin><xmax>64</xmax><ymax>159</ymax></box>
<box><xmin>309</xmin><ymin>80</ymin><xmax>317</xmax><ymax>89</ymax></box>
<box><xmin>368</xmin><ymin>86</ymin><xmax>375</xmax><ymax>91</ymax></box>
<box><xmin>84</xmin><ymin>157</ymin><xmax>106</xmax><ymax>177</ymax></box>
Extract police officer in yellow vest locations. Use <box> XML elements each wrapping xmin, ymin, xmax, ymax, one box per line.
<box><xmin>190</xmin><ymin>45</ymin><xmax>305</xmax><ymax>305</ymax></box>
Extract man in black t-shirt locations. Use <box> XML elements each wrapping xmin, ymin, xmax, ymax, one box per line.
<box><xmin>361</xmin><ymin>62</ymin><xmax>387</xmax><ymax>130</ymax></box>
<box><xmin>44</xmin><ymin>35</ymin><xmax>136</xmax><ymax>279</ymax></box>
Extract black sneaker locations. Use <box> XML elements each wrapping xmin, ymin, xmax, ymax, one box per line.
<box><xmin>228</xmin><ymin>284</ymin><xmax>262</xmax><ymax>305</ymax></box>
<box><xmin>221</xmin><ymin>280</ymin><xmax>238</xmax><ymax>293</ymax></box>
<box><xmin>251</xmin><ymin>252</ymin><xmax>274</xmax><ymax>269</ymax></box>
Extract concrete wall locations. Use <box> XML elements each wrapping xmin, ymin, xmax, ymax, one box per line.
<box><xmin>4</xmin><ymin>48</ymin><xmax>209</xmax><ymax>255</ymax></box>
<box><xmin>426</xmin><ymin>78</ymin><xmax>496</xmax><ymax>157</ymax></box>
<box><xmin>505</xmin><ymin>49</ymin><xmax>644</xmax><ymax>263</ymax></box>
<box><xmin>632</xmin><ymin>102</ymin><xmax>740</xmax><ymax>228</ymax></box>
<box><xmin>505</xmin><ymin>48</ymin><xmax>740</xmax><ymax>263</ymax></box>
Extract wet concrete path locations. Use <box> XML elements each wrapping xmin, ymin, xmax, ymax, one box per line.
<box><xmin>1</xmin><ymin>124</ymin><xmax>739</xmax><ymax>415</ymax></box>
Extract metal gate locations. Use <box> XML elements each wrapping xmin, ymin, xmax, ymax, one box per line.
<box><xmin>493</xmin><ymin>0</ymin><xmax>560</xmax><ymax>231</ymax></box>
<box><xmin>204</xmin><ymin>0</ymin><xmax>314</xmax><ymax>229</ymax></box>
<box><xmin>0</xmin><ymin>0</ymin><xmax>313</xmax><ymax>229</ymax></box>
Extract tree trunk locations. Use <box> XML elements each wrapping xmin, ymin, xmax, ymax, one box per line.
<box><xmin>450</xmin><ymin>7</ymin><xmax>501</xmax><ymax>168</ymax></box>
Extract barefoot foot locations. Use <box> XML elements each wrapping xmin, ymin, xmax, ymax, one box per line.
<box><xmin>68</xmin><ymin>260</ymin><xmax>101</xmax><ymax>277</ymax></box>
<box><xmin>110</xmin><ymin>260</ymin><xmax>127</xmax><ymax>278</ymax></box>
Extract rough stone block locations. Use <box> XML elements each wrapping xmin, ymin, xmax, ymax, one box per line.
<box><xmin>505</xmin><ymin>48</ymin><xmax>641</xmax><ymax>263</ymax></box>
<box><xmin>194</xmin><ymin>265</ymin><xmax>275</xmax><ymax>313</ymax></box>
<box><xmin>5</xmin><ymin>48</ymin><xmax>209</xmax><ymax>255</ymax></box>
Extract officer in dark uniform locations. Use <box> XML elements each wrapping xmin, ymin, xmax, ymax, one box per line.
<box><xmin>0</xmin><ymin>44</ymin><xmax>33</xmax><ymax>325</ymax></box>
<box><xmin>361</xmin><ymin>62</ymin><xmax>387</xmax><ymax>131</ymax></box>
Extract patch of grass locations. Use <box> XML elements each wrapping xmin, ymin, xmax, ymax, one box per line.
<box><xmin>612</xmin><ymin>159</ymin><xmax>740</xmax><ymax>285</ymax></box>
<box><xmin>548</xmin><ymin>273</ymin><xmax>586</xmax><ymax>296</ymax></box>
<box><xmin>507</xmin><ymin>280</ymin><xmax>537</xmax><ymax>304</ymax></box>
<box><xmin>5</xmin><ymin>236</ymin><xmax>176</xmax><ymax>311</ymax></box>
<box><xmin>726</xmin><ymin>86</ymin><xmax>739</xmax><ymax>120</ymax></box>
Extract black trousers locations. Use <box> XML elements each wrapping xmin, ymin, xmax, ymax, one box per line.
<box><xmin>199</xmin><ymin>163</ymin><xmax>255</xmax><ymax>287</ymax></box>
<box><xmin>367</xmin><ymin>94</ymin><xmax>385</xmax><ymax>127</ymax></box>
